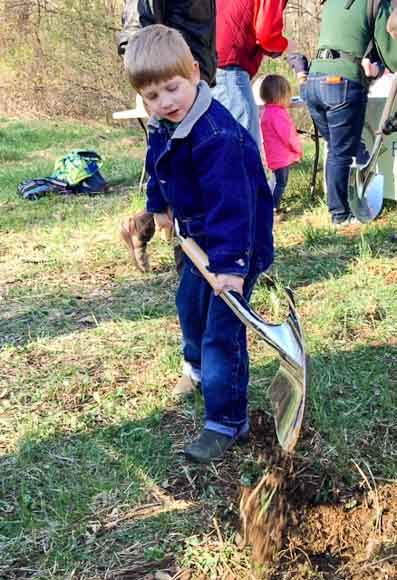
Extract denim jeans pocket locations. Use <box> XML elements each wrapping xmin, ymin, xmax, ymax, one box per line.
<box><xmin>320</xmin><ymin>78</ymin><xmax>348</xmax><ymax>108</ymax></box>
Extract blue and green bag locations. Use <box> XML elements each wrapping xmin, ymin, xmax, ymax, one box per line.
<box><xmin>17</xmin><ymin>150</ymin><xmax>107</xmax><ymax>200</ymax></box>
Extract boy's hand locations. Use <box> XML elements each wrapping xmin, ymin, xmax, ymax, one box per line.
<box><xmin>213</xmin><ymin>274</ymin><xmax>244</xmax><ymax>296</ymax></box>
<box><xmin>154</xmin><ymin>212</ymin><xmax>173</xmax><ymax>230</ymax></box>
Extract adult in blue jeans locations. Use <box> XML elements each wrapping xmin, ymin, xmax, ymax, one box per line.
<box><xmin>302</xmin><ymin>0</ymin><xmax>397</xmax><ymax>227</ymax></box>
<box><xmin>303</xmin><ymin>75</ymin><xmax>369</xmax><ymax>226</ymax></box>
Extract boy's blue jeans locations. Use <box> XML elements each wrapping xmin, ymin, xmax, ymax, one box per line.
<box><xmin>273</xmin><ymin>167</ymin><xmax>290</xmax><ymax>209</ymax></box>
<box><xmin>176</xmin><ymin>256</ymin><xmax>265</xmax><ymax>438</ymax></box>
<box><xmin>211</xmin><ymin>66</ymin><xmax>261</xmax><ymax>148</ymax></box>
<box><xmin>302</xmin><ymin>74</ymin><xmax>368</xmax><ymax>223</ymax></box>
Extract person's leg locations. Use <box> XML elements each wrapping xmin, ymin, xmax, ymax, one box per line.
<box><xmin>184</xmin><ymin>259</ymin><xmax>263</xmax><ymax>463</ymax></box>
<box><xmin>302</xmin><ymin>76</ymin><xmax>331</xmax><ymax>143</ymax></box>
<box><xmin>175</xmin><ymin>261</ymin><xmax>211</xmax><ymax>388</ymax></box>
<box><xmin>304</xmin><ymin>75</ymin><xmax>368</xmax><ymax>223</ymax></box>
<box><xmin>272</xmin><ymin>167</ymin><xmax>290</xmax><ymax>210</ymax></box>
<box><xmin>324</xmin><ymin>79</ymin><xmax>368</xmax><ymax>223</ymax></box>
<box><xmin>212</xmin><ymin>67</ymin><xmax>261</xmax><ymax>148</ymax></box>
<box><xmin>302</xmin><ymin>75</ymin><xmax>332</xmax><ymax>203</ymax></box>
<box><xmin>120</xmin><ymin>211</ymin><xmax>155</xmax><ymax>272</ymax></box>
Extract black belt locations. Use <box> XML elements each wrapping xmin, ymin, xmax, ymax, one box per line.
<box><xmin>316</xmin><ymin>48</ymin><xmax>361</xmax><ymax>64</ymax></box>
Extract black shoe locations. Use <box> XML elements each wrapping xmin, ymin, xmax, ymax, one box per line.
<box><xmin>184</xmin><ymin>430</ymin><xmax>236</xmax><ymax>464</ymax></box>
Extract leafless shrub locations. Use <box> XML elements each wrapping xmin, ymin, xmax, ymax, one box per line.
<box><xmin>0</xmin><ymin>0</ymin><xmax>322</xmax><ymax>120</ymax></box>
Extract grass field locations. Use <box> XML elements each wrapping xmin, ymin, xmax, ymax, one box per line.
<box><xmin>1</xmin><ymin>116</ymin><xmax>397</xmax><ymax>579</ymax></box>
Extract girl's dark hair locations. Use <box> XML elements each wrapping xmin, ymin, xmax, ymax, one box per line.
<box><xmin>259</xmin><ymin>74</ymin><xmax>292</xmax><ymax>106</ymax></box>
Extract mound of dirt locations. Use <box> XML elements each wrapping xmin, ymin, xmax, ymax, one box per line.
<box><xmin>239</xmin><ymin>411</ymin><xmax>397</xmax><ymax>579</ymax></box>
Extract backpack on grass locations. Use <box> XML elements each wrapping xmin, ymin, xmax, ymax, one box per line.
<box><xmin>52</xmin><ymin>150</ymin><xmax>104</xmax><ymax>186</ymax></box>
<box><xmin>17</xmin><ymin>150</ymin><xmax>107</xmax><ymax>200</ymax></box>
<box><xmin>17</xmin><ymin>177</ymin><xmax>70</xmax><ymax>200</ymax></box>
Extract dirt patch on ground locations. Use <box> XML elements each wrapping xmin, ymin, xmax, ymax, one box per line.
<box><xmin>160</xmin><ymin>408</ymin><xmax>397</xmax><ymax>579</ymax></box>
<box><xmin>241</xmin><ymin>412</ymin><xmax>397</xmax><ymax>579</ymax></box>
<box><xmin>276</xmin><ymin>481</ymin><xmax>397</xmax><ymax>579</ymax></box>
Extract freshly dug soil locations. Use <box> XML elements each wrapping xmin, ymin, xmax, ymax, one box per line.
<box><xmin>239</xmin><ymin>411</ymin><xmax>397</xmax><ymax>579</ymax></box>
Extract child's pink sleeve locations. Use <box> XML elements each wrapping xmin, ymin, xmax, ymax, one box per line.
<box><xmin>288</xmin><ymin>120</ymin><xmax>303</xmax><ymax>157</ymax></box>
<box><xmin>270</xmin><ymin>111</ymin><xmax>302</xmax><ymax>155</ymax></box>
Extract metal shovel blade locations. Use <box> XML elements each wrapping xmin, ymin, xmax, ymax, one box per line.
<box><xmin>269</xmin><ymin>354</ymin><xmax>308</xmax><ymax>453</ymax></box>
<box><xmin>265</xmin><ymin>287</ymin><xmax>307</xmax><ymax>453</ymax></box>
<box><xmin>348</xmin><ymin>73</ymin><xmax>397</xmax><ymax>223</ymax></box>
<box><xmin>348</xmin><ymin>166</ymin><xmax>384</xmax><ymax>223</ymax></box>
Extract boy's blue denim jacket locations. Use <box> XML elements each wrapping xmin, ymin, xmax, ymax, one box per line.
<box><xmin>145</xmin><ymin>81</ymin><xmax>274</xmax><ymax>276</ymax></box>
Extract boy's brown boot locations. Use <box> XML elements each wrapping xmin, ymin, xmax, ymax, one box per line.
<box><xmin>120</xmin><ymin>211</ymin><xmax>155</xmax><ymax>272</ymax></box>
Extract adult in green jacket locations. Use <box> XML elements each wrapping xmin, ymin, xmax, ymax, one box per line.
<box><xmin>303</xmin><ymin>0</ymin><xmax>397</xmax><ymax>226</ymax></box>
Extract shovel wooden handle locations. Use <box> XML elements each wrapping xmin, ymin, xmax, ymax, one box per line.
<box><xmin>176</xmin><ymin>233</ymin><xmax>220</xmax><ymax>290</ymax></box>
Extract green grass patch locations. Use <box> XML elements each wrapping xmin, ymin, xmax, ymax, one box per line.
<box><xmin>1</xmin><ymin>117</ymin><xmax>397</xmax><ymax>577</ymax></box>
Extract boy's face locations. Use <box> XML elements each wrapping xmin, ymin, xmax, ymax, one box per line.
<box><xmin>140</xmin><ymin>63</ymin><xmax>200</xmax><ymax>123</ymax></box>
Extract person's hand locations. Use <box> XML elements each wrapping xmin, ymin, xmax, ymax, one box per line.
<box><xmin>361</xmin><ymin>58</ymin><xmax>380</xmax><ymax>78</ymax></box>
<box><xmin>213</xmin><ymin>274</ymin><xmax>244</xmax><ymax>296</ymax></box>
<box><xmin>387</xmin><ymin>9</ymin><xmax>397</xmax><ymax>39</ymax></box>
<box><xmin>154</xmin><ymin>212</ymin><xmax>173</xmax><ymax>230</ymax></box>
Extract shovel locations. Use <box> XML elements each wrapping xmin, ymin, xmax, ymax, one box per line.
<box><xmin>348</xmin><ymin>72</ymin><xmax>397</xmax><ymax>223</ymax></box>
<box><xmin>175</xmin><ymin>222</ymin><xmax>308</xmax><ymax>453</ymax></box>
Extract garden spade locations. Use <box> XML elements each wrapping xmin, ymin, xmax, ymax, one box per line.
<box><xmin>348</xmin><ymin>72</ymin><xmax>397</xmax><ymax>223</ymax></box>
<box><xmin>175</xmin><ymin>221</ymin><xmax>307</xmax><ymax>453</ymax></box>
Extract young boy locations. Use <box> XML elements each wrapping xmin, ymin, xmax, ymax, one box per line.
<box><xmin>125</xmin><ymin>24</ymin><xmax>274</xmax><ymax>463</ymax></box>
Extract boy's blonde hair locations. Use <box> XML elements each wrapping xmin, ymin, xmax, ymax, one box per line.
<box><xmin>259</xmin><ymin>74</ymin><xmax>292</xmax><ymax>107</ymax></box>
<box><xmin>125</xmin><ymin>24</ymin><xmax>196</xmax><ymax>90</ymax></box>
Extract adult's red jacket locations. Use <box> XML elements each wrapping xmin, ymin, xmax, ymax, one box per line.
<box><xmin>216</xmin><ymin>0</ymin><xmax>288</xmax><ymax>78</ymax></box>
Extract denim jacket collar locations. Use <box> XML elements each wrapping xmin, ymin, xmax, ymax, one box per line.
<box><xmin>147</xmin><ymin>81</ymin><xmax>212</xmax><ymax>139</ymax></box>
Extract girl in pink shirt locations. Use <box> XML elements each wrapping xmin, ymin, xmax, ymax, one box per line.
<box><xmin>259</xmin><ymin>74</ymin><xmax>303</xmax><ymax>211</ymax></box>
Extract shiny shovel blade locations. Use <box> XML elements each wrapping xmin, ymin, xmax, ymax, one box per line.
<box><xmin>348</xmin><ymin>170</ymin><xmax>384</xmax><ymax>223</ymax></box>
<box><xmin>269</xmin><ymin>355</ymin><xmax>308</xmax><ymax>453</ymax></box>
